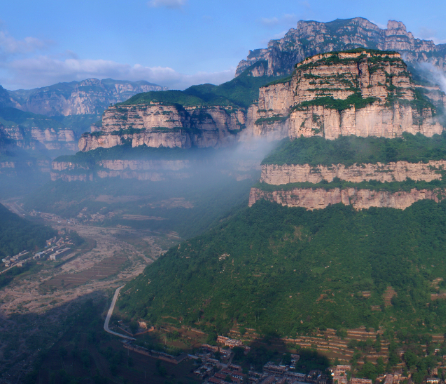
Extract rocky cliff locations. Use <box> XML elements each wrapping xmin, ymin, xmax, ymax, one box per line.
<box><xmin>50</xmin><ymin>158</ymin><xmax>192</xmax><ymax>182</ymax></box>
<box><xmin>79</xmin><ymin>104</ymin><xmax>245</xmax><ymax>151</ymax></box>
<box><xmin>236</xmin><ymin>18</ymin><xmax>446</xmax><ymax>77</ymax></box>
<box><xmin>249</xmin><ymin>187</ymin><xmax>445</xmax><ymax>210</ymax></box>
<box><xmin>252</xmin><ymin>50</ymin><xmax>443</xmax><ymax>141</ymax></box>
<box><xmin>0</xmin><ymin>124</ymin><xmax>77</xmax><ymax>152</ymax></box>
<box><xmin>8</xmin><ymin>79</ymin><xmax>167</xmax><ymax>116</ymax></box>
<box><xmin>260</xmin><ymin>160</ymin><xmax>446</xmax><ymax>184</ymax></box>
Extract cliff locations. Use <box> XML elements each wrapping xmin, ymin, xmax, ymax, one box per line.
<box><xmin>50</xmin><ymin>158</ymin><xmax>193</xmax><ymax>182</ymax></box>
<box><xmin>78</xmin><ymin>104</ymin><xmax>244</xmax><ymax>151</ymax></box>
<box><xmin>236</xmin><ymin>18</ymin><xmax>446</xmax><ymax>77</ymax></box>
<box><xmin>8</xmin><ymin>78</ymin><xmax>167</xmax><ymax>116</ymax></box>
<box><xmin>260</xmin><ymin>161</ymin><xmax>446</xmax><ymax>184</ymax></box>
<box><xmin>248</xmin><ymin>187</ymin><xmax>444</xmax><ymax>210</ymax></box>
<box><xmin>252</xmin><ymin>50</ymin><xmax>443</xmax><ymax>140</ymax></box>
<box><xmin>0</xmin><ymin>124</ymin><xmax>77</xmax><ymax>152</ymax></box>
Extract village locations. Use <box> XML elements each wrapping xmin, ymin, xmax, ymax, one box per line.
<box><xmin>0</xmin><ymin>232</ymin><xmax>75</xmax><ymax>272</ymax></box>
<box><xmin>112</xmin><ymin>331</ymin><xmax>442</xmax><ymax>384</ymax></box>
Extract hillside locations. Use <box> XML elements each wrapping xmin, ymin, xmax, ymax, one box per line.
<box><xmin>117</xmin><ymin>199</ymin><xmax>446</xmax><ymax>337</ymax></box>
<box><xmin>0</xmin><ymin>203</ymin><xmax>56</xmax><ymax>257</ymax></box>
<box><xmin>236</xmin><ymin>18</ymin><xmax>446</xmax><ymax>80</ymax></box>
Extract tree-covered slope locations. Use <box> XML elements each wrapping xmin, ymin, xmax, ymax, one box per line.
<box><xmin>0</xmin><ymin>204</ymin><xmax>56</xmax><ymax>257</ymax></box>
<box><xmin>121</xmin><ymin>61</ymin><xmax>281</xmax><ymax>109</ymax></box>
<box><xmin>118</xmin><ymin>200</ymin><xmax>446</xmax><ymax>337</ymax></box>
<box><xmin>262</xmin><ymin>133</ymin><xmax>446</xmax><ymax>166</ymax></box>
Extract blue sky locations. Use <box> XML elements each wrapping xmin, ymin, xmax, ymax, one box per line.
<box><xmin>1</xmin><ymin>0</ymin><xmax>446</xmax><ymax>90</ymax></box>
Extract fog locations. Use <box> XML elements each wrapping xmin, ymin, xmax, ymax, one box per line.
<box><xmin>1</xmin><ymin>137</ymin><xmax>281</xmax><ymax>239</ymax></box>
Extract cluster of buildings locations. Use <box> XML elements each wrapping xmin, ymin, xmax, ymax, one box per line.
<box><xmin>1</xmin><ymin>236</ymin><xmax>73</xmax><ymax>271</ymax></box>
<box><xmin>191</xmin><ymin>341</ymin><xmax>329</xmax><ymax>384</ymax></box>
<box><xmin>1</xmin><ymin>250</ymin><xmax>28</xmax><ymax>268</ymax></box>
<box><xmin>330</xmin><ymin>365</ymin><xmax>412</xmax><ymax>384</ymax></box>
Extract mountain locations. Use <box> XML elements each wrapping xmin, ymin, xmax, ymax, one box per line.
<box><xmin>236</xmin><ymin>18</ymin><xmax>446</xmax><ymax>78</ymax></box>
<box><xmin>75</xmin><ymin>49</ymin><xmax>444</xmax><ymax>157</ymax></box>
<box><xmin>74</xmin><ymin>62</ymin><xmax>281</xmax><ymax>152</ymax></box>
<box><xmin>8</xmin><ymin>78</ymin><xmax>167</xmax><ymax>117</ymax></box>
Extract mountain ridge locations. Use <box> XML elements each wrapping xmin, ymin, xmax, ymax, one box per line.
<box><xmin>236</xmin><ymin>18</ymin><xmax>446</xmax><ymax>79</ymax></box>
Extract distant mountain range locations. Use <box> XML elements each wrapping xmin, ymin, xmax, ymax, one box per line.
<box><xmin>0</xmin><ymin>79</ymin><xmax>166</xmax><ymax>158</ymax></box>
<box><xmin>236</xmin><ymin>18</ymin><xmax>446</xmax><ymax>79</ymax></box>
<box><xmin>5</xmin><ymin>78</ymin><xmax>167</xmax><ymax>117</ymax></box>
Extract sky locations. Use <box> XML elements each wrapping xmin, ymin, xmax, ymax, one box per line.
<box><xmin>1</xmin><ymin>0</ymin><xmax>446</xmax><ymax>90</ymax></box>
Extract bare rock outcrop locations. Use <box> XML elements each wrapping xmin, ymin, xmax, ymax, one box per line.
<box><xmin>0</xmin><ymin>124</ymin><xmax>77</xmax><ymax>152</ymax></box>
<box><xmin>249</xmin><ymin>187</ymin><xmax>444</xmax><ymax>210</ymax></box>
<box><xmin>79</xmin><ymin>104</ymin><xmax>244</xmax><ymax>151</ymax></box>
<box><xmin>236</xmin><ymin>18</ymin><xmax>446</xmax><ymax>77</ymax></box>
<box><xmin>9</xmin><ymin>78</ymin><xmax>167</xmax><ymax>117</ymax></box>
<box><xmin>251</xmin><ymin>50</ymin><xmax>443</xmax><ymax>141</ymax></box>
<box><xmin>261</xmin><ymin>161</ymin><xmax>446</xmax><ymax>185</ymax></box>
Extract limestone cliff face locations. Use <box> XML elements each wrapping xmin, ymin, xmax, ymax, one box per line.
<box><xmin>0</xmin><ymin>159</ymin><xmax>50</xmax><ymax>174</ymax></box>
<box><xmin>261</xmin><ymin>161</ymin><xmax>446</xmax><ymax>185</ymax></box>
<box><xmin>0</xmin><ymin>125</ymin><xmax>77</xmax><ymax>151</ymax></box>
<box><xmin>249</xmin><ymin>187</ymin><xmax>444</xmax><ymax>210</ymax></box>
<box><xmin>51</xmin><ymin>159</ymin><xmax>192</xmax><ymax>182</ymax></box>
<box><xmin>9</xmin><ymin>79</ymin><xmax>167</xmax><ymax>116</ymax></box>
<box><xmin>79</xmin><ymin>103</ymin><xmax>243</xmax><ymax>151</ymax></box>
<box><xmin>236</xmin><ymin>18</ymin><xmax>446</xmax><ymax>77</ymax></box>
<box><xmin>251</xmin><ymin>50</ymin><xmax>443</xmax><ymax>141</ymax></box>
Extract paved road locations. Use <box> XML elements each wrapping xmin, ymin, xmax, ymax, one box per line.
<box><xmin>104</xmin><ymin>285</ymin><xmax>136</xmax><ymax>340</ymax></box>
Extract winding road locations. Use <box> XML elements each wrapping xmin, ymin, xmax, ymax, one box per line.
<box><xmin>104</xmin><ymin>285</ymin><xmax>136</xmax><ymax>340</ymax></box>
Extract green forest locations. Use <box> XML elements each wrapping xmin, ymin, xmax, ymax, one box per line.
<box><xmin>120</xmin><ymin>61</ymin><xmax>283</xmax><ymax>109</ymax></box>
<box><xmin>263</xmin><ymin>133</ymin><xmax>446</xmax><ymax>166</ymax></box>
<box><xmin>0</xmin><ymin>204</ymin><xmax>56</xmax><ymax>257</ymax></box>
<box><xmin>118</xmin><ymin>199</ymin><xmax>446</xmax><ymax>338</ymax></box>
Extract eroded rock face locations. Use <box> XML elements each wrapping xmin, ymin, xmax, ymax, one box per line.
<box><xmin>0</xmin><ymin>125</ymin><xmax>77</xmax><ymax>151</ymax></box>
<box><xmin>51</xmin><ymin>159</ymin><xmax>193</xmax><ymax>182</ymax></box>
<box><xmin>236</xmin><ymin>18</ymin><xmax>446</xmax><ymax>77</ymax></box>
<box><xmin>249</xmin><ymin>187</ymin><xmax>443</xmax><ymax>210</ymax></box>
<box><xmin>79</xmin><ymin>104</ymin><xmax>244</xmax><ymax>151</ymax></box>
<box><xmin>261</xmin><ymin>161</ymin><xmax>446</xmax><ymax>185</ymax></box>
<box><xmin>251</xmin><ymin>50</ymin><xmax>443</xmax><ymax>141</ymax></box>
<box><xmin>9</xmin><ymin>79</ymin><xmax>167</xmax><ymax>116</ymax></box>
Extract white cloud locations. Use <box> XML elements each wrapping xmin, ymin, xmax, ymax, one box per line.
<box><xmin>259</xmin><ymin>14</ymin><xmax>297</xmax><ymax>28</ymax></box>
<box><xmin>415</xmin><ymin>27</ymin><xmax>446</xmax><ymax>44</ymax></box>
<box><xmin>148</xmin><ymin>0</ymin><xmax>187</xmax><ymax>9</ymax></box>
<box><xmin>0</xmin><ymin>30</ymin><xmax>50</xmax><ymax>57</ymax></box>
<box><xmin>1</xmin><ymin>56</ymin><xmax>235</xmax><ymax>90</ymax></box>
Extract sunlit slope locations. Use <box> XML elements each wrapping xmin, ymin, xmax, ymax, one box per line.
<box><xmin>118</xmin><ymin>200</ymin><xmax>446</xmax><ymax>336</ymax></box>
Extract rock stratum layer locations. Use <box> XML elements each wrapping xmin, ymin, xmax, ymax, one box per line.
<box><xmin>260</xmin><ymin>161</ymin><xmax>446</xmax><ymax>184</ymax></box>
<box><xmin>50</xmin><ymin>159</ymin><xmax>191</xmax><ymax>182</ymax></box>
<box><xmin>254</xmin><ymin>50</ymin><xmax>442</xmax><ymax>141</ymax></box>
<box><xmin>249</xmin><ymin>187</ymin><xmax>444</xmax><ymax>210</ymax></box>
<box><xmin>80</xmin><ymin>50</ymin><xmax>444</xmax><ymax>151</ymax></box>
<box><xmin>0</xmin><ymin>123</ymin><xmax>76</xmax><ymax>152</ymax></box>
<box><xmin>79</xmin><ymin>104</ymin><xmax>245</xmax><ymax>151</ymax></box>
<box><xmin>236</xmin><ymin>18</ymin><xmax>446</xmax><ymax>77</ymax></box>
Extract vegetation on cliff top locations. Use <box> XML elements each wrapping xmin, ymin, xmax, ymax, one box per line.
<box><xmin>120</xmin><ymin>61</ymin><xmax>285</xmax><ymax>109</ymax></box>
<box><xmin>117</xmin><ymin>199</ymin><xmax>446</xmax><ymax>339</ymax></box>
<box><xmin>0</xmin><ymin>203</ymin><xmax>56</xmax><ymax>257</ymax></box>
<box><xmin>262</xmin><ymin>133</ymin><xmax>446</xmax><ymax>166</ymax></box>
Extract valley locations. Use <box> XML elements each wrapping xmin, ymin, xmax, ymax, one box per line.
<box><xmin>3</xmin><ymin>12</ymin><xmax>446</xmax><ymax>384</ymax></box>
